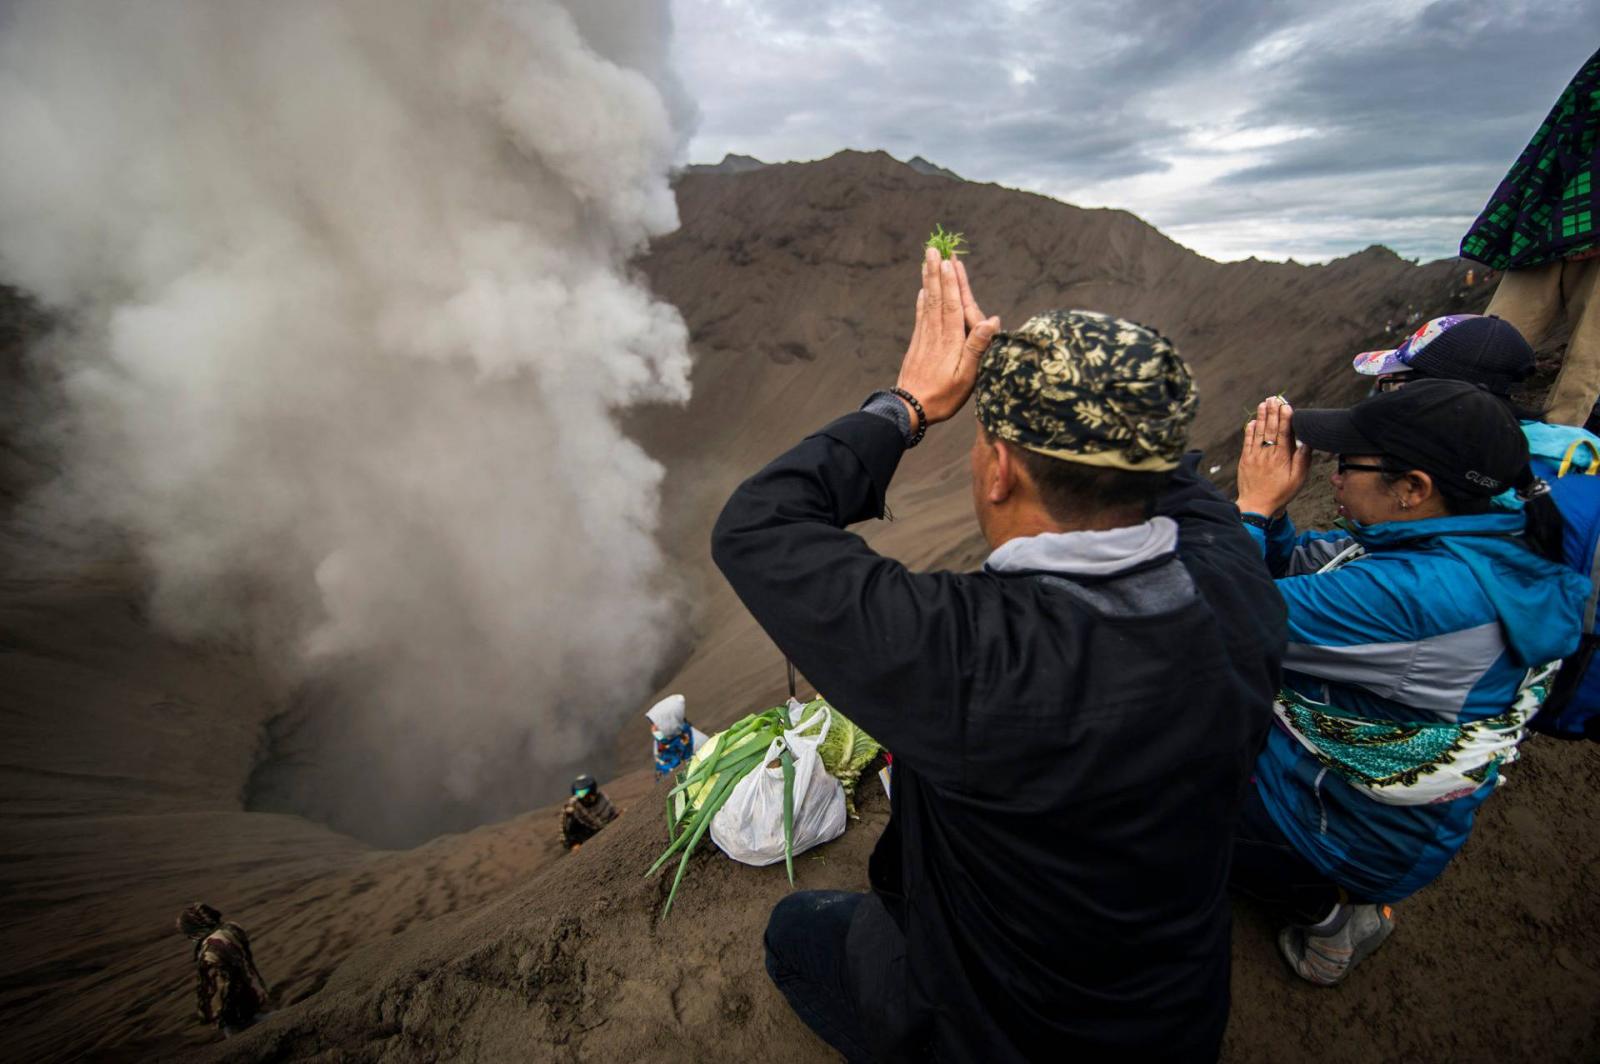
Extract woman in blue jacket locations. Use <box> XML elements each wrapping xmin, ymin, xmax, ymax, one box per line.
<box><xmin>1231</xmin><ymin>380</ymin><xmax>1587</xmax><ymax>986</ymax></box>
<box><xmin>1348</xmin><ymin>312</ymin><xmax>1600</xmax><ymax>739</ymax></box>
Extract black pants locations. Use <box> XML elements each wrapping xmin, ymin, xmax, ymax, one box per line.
<box><xmin>764</xmin><ymin>890</ymin><xmax>917</xmax><ymax>1063</ymax></box>
<box><xmin>1230</xmin><ymin>782</ymin><xmax>1351</xmax><ymax>926</ymax></box>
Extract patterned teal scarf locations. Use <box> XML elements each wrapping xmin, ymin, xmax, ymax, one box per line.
<box><xmin>1273</xmin><ymin>662</ymin><xmax>1557</xmax><ymax>806</ymax></box>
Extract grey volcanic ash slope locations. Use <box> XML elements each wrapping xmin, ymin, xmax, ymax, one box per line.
<box><xmin>221</xmin><ymin>749</ymin><xmax>1600</xmax><ymax>1064</ymax></box>
<box><xmin>5</xmin><ymin>153</ymin><xmax>1597</xmax><ymax>1064</ymax></box>
<box><xmin>217</xmin><ymin>155</ymin><xmax>1597</xmax><ymax>1062</ymax></box>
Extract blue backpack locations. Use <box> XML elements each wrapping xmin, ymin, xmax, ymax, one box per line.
<box><xmin>1530</xmin><ymin>439</ymin><xmax>1600</xmax><ymax>741</ymax></box>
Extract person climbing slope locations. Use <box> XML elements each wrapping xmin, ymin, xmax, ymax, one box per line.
<box><xmin>644</xmin><ymin>693</ymin><xmax>708</xmax><ymax>778</ymax></box>
<box><xmin>558</xmin><ymin>774</ymin><xmax>618</xmax><ymax>852</ymax></box>
<box><xmin>177</xmin><ymin>903</ymin><xmax>271</xmax><ymax>1038</ymax></box>
<box><xmin>714</xmin><ymin>247</ymin><xmax>1285</xmax><ymax>1062</ymax></box>
<box><xmin>1230</xmin><ymin>386</ymin><xmax>1586</xmax><ymax>986</ymax></box>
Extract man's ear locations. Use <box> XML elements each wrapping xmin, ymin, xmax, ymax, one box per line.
<box><xmin>990</xmin><ymin>439</ymin><xmax>1020</xmax><ymax>505</ymax></box>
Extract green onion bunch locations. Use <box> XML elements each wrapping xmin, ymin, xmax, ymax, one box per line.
<box><xmin>644</xmin><ymin>699</ymin><xmax>881</xmax><ymax>918</ymax></box>
<box><xmin>646</xmin><ymin>704</ymin><xmax>812</xmax><ymax>918</ymax></box>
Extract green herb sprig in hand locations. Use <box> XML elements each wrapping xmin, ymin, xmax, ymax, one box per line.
<box><xmin>1241</xmin><ymin>394</ymin><xmax>1290</xmax><ymax>429</ymax></box>
<box><xmin>925</xmin><ymin>223</ymin><xmax>969</xmax><ymax>260</ymax></box>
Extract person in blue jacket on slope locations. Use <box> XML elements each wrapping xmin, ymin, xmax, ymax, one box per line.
<box><xmin>1229</xmin><ymin>380</ymin><xmax>1587</xmax><ymax>986</ymax></box>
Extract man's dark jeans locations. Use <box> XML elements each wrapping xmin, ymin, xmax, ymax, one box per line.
<box><xmin>1231</xmin><ymin>782</ymin><xmax>1349</xmax><ymax>926</ymax></box>
<box><xmin>764</xmin><ymin>890</ymin><xmax>912</xmax><ymax>1063</ymax></box>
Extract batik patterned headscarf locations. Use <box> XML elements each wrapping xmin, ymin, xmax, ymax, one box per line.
<box><xmin>974</xmin><ymin>309</ymin><xmax>1197</xmax><ymax>471</ymax></box>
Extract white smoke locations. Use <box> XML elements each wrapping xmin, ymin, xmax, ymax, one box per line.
<box><xmin>0</xmin><ymin>1</ymin><xmax>694</xmax><ymax>843</ymax></box>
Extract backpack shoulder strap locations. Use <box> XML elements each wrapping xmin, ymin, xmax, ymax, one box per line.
<box><xmin>1557</xmin><ymin>438</ymin><xmax>1600</xmax><ymax>478</ymax></box>
<box><xmin>1316</xmin><ymin>541</ymin><xmax>1367</xmax><ymax>574</ymax></box>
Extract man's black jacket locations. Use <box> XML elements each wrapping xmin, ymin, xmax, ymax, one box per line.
<box><xmin>712</xmin><ymin>412</ymin><xmax>1286</xmax><ymax>1062</ymax></box>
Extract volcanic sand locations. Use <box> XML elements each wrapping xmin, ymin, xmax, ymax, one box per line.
<box><xmin>2</xmin><ymin>153</ymin><xmax>1597</xmax><ymax>1060</ymax></box>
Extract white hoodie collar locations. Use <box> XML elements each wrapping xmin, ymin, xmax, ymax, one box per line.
<box><xmin>984</xmin><ymin>516</ymin><xmax>1178</xmax><ymax>577</ymax></box>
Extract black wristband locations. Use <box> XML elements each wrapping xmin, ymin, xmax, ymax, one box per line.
<box><xmin>1239</xmin><ymin>511</ymin><xmax>1272</xmax><ymax>530</ymax></box>
<box><xmin>889</xmin><ymin>387</ymin><xmax>928</xmax><ymax>448</ymax></box>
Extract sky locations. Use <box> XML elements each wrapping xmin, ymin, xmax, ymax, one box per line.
<box><xmin>671</xmin><ymin>0</ymin><xmax>1600</xmax><ymax>263</ymax></box>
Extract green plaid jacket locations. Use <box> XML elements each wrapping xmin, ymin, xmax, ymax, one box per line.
<box><xmin>1462</xmin><ymin>48</ymin><xmax>1599</xmax><ymax>270</ymax></box>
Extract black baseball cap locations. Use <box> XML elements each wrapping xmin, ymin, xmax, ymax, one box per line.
<box><xmin>1292</xmin><ymin>379</ymin><xmax>1528</xmax><ymax>497</ymax></box>
<box><xmin>1351</xmin><ymin>314</ymin><xmax>1534</xmax><ymax>395</ymax></box>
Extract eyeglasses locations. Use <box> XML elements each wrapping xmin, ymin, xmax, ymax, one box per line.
<box><xmin>1374</xmin><ymin>374</ymin><xmax>1412</xmax><ymax>392</ymax></box>
<box><xmin>1336</xmin><ymin>457</ymin><xmax>1394</xmax><ymax>475</ymax></box>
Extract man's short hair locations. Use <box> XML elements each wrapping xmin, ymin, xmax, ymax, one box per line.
<box><xmin>986</xmin><ymin>425</ymin><xmax>1167</xmax><ymax>521</ymax></box>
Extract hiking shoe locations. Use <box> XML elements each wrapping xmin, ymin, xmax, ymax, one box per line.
<box><xmin>1277</xmin><ymin>903</ymin><xmax>1395</xmax><ymax>986</ymax></box>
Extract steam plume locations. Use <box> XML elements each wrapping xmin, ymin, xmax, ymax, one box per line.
<box><xmin>0</xmin><ymin>0</ymin><xmax>694</xmax><ymax>844</ymax></box>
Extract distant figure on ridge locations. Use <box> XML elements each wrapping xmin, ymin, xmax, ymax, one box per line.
<box><xmin>176</xmin><ymin>903</ymin><xmax>270</xmax><ymax>1038</ymax></box>
<box><xmin>559</xmin><ymin>774</ymin><xmax>618</xmax><ymax>852</ymax></box>
<box><xmin>645</xmin><ymin>693</ymin><xmax>708</xmax><ymax>778</ymax></box>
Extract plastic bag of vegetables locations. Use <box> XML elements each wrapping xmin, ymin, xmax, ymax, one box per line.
<box><xmin>707</xmin><ymin>700</ymin><xmax>844</xmax><ymax>870</ymax></box>
<box><xmin>647</xmin><ymin>699</ymin><xmax>880</xmax><ymax>917</ymax></box>
<box><xmin>710</xmin><ymin>701</ymin><xmax>845</xmax><ymax>868</ymax></box>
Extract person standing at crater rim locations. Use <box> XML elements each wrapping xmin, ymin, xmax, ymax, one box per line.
<box><xmin>711</xmin><ymin>247</ymin><xmax>1286</xmax><ymax>1062</ymax></box>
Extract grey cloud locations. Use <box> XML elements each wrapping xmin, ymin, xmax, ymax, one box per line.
<box><xmin>678</xmin><ymin>0</ymin><xmax>1183</xmax><ymax>185</ymax></box>
<box><xmin>676</xmin><ymin>0</ymin><xmax>1599</xmax><ymax>260</ymax></box>
<box><xmin>1224</xmin><ymin>3</ymin><xmax>1600</xmax><ymax>182</ymax></box>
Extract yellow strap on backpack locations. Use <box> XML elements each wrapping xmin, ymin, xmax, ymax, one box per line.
<box><xmin>1557</xmin><ymin>439</ymin><xmax>1600</xmax><ymax>478</ymax></box>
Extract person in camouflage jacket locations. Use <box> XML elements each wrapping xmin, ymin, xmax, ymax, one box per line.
<box><xmin>559</xmin><ymin>774</ymin><xmax>617</xmax><ymax>851</ymax></box>
<box><xmin>177</xmin><ymin>903</ymin><xmax>270</xmax><ymax>1037</ymax></box>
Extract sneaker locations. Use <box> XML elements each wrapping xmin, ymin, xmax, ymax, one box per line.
<box><xmin>1277</xmin><ymin>903</ymin><xmax>1395</xmax><ymax>986</ymax></box>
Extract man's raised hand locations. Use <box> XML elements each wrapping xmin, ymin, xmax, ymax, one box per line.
<box><xmin>895</xmin><ymin>247</ymin><xmax>1001</xmax><ymax>430</ymax></box>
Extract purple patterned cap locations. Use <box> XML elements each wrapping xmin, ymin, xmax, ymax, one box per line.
<box><xmin>1351</xmin><ymin>315</ymin><xmax>1479</xmax><ymax>376</ymax></box>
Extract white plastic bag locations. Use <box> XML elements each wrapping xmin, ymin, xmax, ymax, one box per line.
<box><xmin>711</xmin><ymin>703</ymin><xmax>847</xmax><ymax>867</ymax></box>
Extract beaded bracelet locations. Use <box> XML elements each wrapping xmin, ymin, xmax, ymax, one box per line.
<box><xmin>888</xmin><ymin>386</ymin><xmax>928</xmax><ymax>448</ymax></box>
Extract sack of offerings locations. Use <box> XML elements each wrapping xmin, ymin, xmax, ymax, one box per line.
<box><xmin>645</xmin><ymin>697</ymin><xmax>881</xmax><ymax>917</ymax></box>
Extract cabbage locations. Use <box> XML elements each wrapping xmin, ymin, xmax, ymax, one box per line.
<box><xmin>792</xmin><ymin>697</ymin><xmax>881</xmax><ymax>807</ymax></box>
